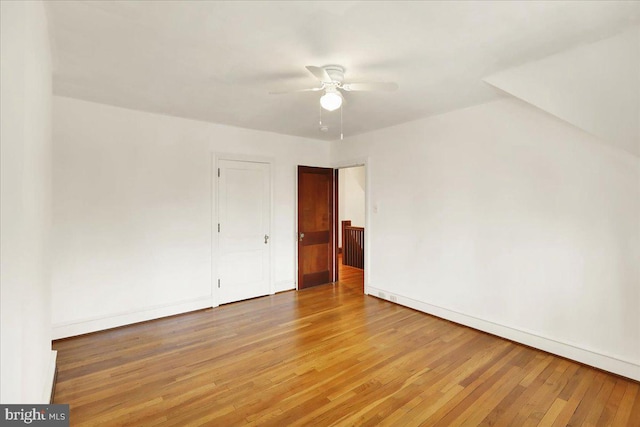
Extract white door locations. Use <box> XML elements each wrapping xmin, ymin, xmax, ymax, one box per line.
<box><xmin>218</xmin><ymin>160</ymin><xmax>271</xmax><ymax>304</ymax></box>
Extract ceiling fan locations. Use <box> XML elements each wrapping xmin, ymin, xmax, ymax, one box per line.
<box><xmin>269</xmin><ymin>65</ymin><xmax>398</xmax><ymax>112</ymax></box>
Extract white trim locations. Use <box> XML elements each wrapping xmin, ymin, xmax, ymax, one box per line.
<box><xmin>211</xmin><ymin>154</ymin><xmax>219</xmax><ymax>308</ymax></box>
<box><xmin>294</xmin><ymin>164</ymin><xmax>299</xmax><ymax>290</ymax></box>
<box><xmin>215</xmin><ymin>152</ymin><xmax>275</xmax><ymax>164</ymax></box>
<box><xmin>275</xmin><ymin>280</ymin><xmax>295</xmax><ymax>293</ymax></box>
<box><xmin>42</xmin><ymin>350</ymin><xmax>57</xmax><ymax>403</ymax></box>
<box><xmin>52</xmin><ymin>297</ymin><xmax>212</xmax><ymax>339</ymax></box>
<box><xmin>269</xmin><ymin>160</ymin><xmax>276</xmax><ymax>295</ymax></box>
<box><xmin>367</xmin><ymin>285</ymin><xmax>640</xmax><ymax>381</ymax></box>
<box><xmin>332</xmin><ymin>157</ymin><xmax>370</xmax><ymax>290</ymax></box>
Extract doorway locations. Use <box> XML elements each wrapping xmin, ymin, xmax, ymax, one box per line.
<box><xmin>337</xmin><ymin>166</ymin><xmax>365</xmax><ymax>290</ymax></box>
<box><xmin>296</xmin><ymin>164</ymin><xmax>365</xmax><ymax>292</ymax></box>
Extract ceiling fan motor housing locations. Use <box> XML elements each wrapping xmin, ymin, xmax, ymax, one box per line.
<box><xmin>323</xmin><ymin>65</ymin><xmax>345</xmax><ymax>83</ymax></box>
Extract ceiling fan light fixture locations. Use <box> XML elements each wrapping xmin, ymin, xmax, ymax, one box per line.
<box><xmin>320</xmin><ymin>91</ymin><xmax>342</xmax><ymax>111</ymax></box>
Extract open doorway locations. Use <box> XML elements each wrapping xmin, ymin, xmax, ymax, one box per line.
<box><xmin>296</xmin><ymin>164</ymin><xmax>365</xmax><ymax>292</ymax></box>
<box><xmin>337</xmin><ymin>166</ymin><xmax>365</xmax><ymax>292</ymax></box>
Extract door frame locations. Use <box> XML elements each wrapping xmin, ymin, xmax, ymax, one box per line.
<box><xmin>212</xmin><ymin>153</ymin><xmax>275</xmax><ymax>307</ymax></box>
<box><xmin>332</xmin><ymin>157</ymin><xmax>370</xmax><ymax>295</ymax></box>
<box><xmin>295</xmin><ymin>157</ymin><xmax>369</xmax><ymax>294</ymax></box>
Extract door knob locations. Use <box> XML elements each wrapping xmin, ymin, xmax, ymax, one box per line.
<box><xmin>264</xmin><ymin>234</ymin><xmax>270</xmax><ymax>244</ymax></box>
<box><xmin>299</xmin><ymin>233</ymin><xmax>305</xmax><ymax>242</ymax></box>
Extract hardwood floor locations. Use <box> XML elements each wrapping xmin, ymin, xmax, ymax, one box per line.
<box><xmin>338</xmin><ymin>253</ymin><xmax>364</xmax><ymax>291</ymax></box>
<box><xmin>53</xmin><ymin>267</ymin><xmax>639</xmax><ymax>426</ymax></box>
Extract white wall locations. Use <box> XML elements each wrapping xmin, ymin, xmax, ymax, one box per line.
<box><xmin>484</xmin><ymin>26</ymin><xmax>640</xmax><ymax>156</ymax></box>
<box><xmin>338</xmin><ymin>166</ymin><xmax>366</xmax><ymax>246</ymax></box>
<box><xmin>1</xmin><ymin>1</ymin><xmax>56</xmax><ymax>403</ymax></box>
<box><xmin>52</xmin><ymin>96</ymin><xmax>329</xmax><ymax>338</ymax></box>
<box><xmin>43</xmin><ymin>23</ymin><xmax>640</xmax><ymax>383</ymax></box>
<box><xmin>331</xmin><ymin>97</ymin><xmax>640</xmax><ymax>380</ymax></box>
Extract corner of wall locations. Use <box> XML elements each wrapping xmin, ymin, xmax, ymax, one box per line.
<box><xmin>367</xmin><ymin>285</ymin><xmax>640</xmax><ymax>382</ymax></box>
<box><xmin>43</xmin><ymin>351</ymin><xmax>57</xmax><ymax>403</ymax></box>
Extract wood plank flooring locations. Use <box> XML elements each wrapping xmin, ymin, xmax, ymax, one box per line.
<box><xmin>53</xmin><ymin>263</ymin><xmax>639</xmax><ymax>426</ymax></box>
<box><xmin>337</xmin><ymin>253</ymin><xmax>364</xmax><ymax>291</ymax></box>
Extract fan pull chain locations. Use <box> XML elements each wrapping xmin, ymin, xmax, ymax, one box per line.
<box><xmin>340</xmin><ymin>104</ymin><xmax>344</xmax><ymax>141</ymax></box>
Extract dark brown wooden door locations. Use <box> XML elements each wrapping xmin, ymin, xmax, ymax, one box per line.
<box><xmin>297</xmin><ymin>166</ymin><xmax>336</xmax><ymax>289</ymax></box>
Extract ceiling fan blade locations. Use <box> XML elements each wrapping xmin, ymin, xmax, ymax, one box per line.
<box><xmin>341</xmin><ymin>82</ymin><xmax>399</xmax><ymax>92</ymax></box>
<box><xmin>306</xmin><ymin>65</ymin><xmax>332</xmax><ymax>82</ymax></box>
<box><xmin>269</xmin><ymin>87</ymin><xmax>323</xmax><ymax>95</ymax></box>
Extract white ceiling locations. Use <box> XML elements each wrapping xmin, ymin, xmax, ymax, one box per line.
<box><xmin>46</xmin><ymin>1</ymin><xmax>640</xmax><ymax>141</ymax></box>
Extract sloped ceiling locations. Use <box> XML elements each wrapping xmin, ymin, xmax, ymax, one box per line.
<box><xmin>45</xmin><ymin>1</ymin><xmax>640</xmax><ymax>141</ymax></box>
<box><xmin>484</xmin><ymin>27</ymin><xmax>639</xmax><ymax>156</ymax></box>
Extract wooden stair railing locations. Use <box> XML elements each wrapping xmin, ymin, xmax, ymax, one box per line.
<box><xmin>341</xmin><ymin>220</ymin><xmax>364</xmax><ymax>269</ymax></box>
